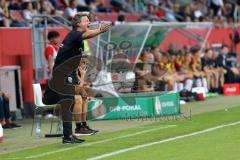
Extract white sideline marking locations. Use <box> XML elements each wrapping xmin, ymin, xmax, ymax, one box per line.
<box><xmin>6</xmin><ymin>125</ymin><xmax>176</xmax><ymax>160</ymax></box>
<box><xmin>87</xmin><ymin>121</ymin><xmax>240</xmax><ymax>160</ymax></box>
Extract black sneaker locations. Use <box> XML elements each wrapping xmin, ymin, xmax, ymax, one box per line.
<box><xmin>10</xmin><ymin>123</ymin><xmax>21</xmax><ymax>128</ymax></box>
<box><xmin>62</xmin><ymin>135</ymin><xmax>85</xmax><ymax>144</ymax></box>
<box><xmin>2</xmin><ymin>124</ymin><xmax>14</xmax><ymax>129</ymax></box>
<box><xmin>85</xmin><ymin>125</ymin><xmax>99</xmax><ymax>134</ymax></box>
<box><xmin>75</xmin><ymin>127</ymin><xmax>95</xmax><ymax>136</ymax></box>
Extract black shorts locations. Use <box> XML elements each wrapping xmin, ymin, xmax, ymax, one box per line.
<box><xmin>42</xmin><ymin>87</ymin><xmax>74</xmax><ymax>105</ymax></box>
<box><xmin>42</xmin><ymin>85</ymin><xmax>75</xmax><ymax>121</ymax></box>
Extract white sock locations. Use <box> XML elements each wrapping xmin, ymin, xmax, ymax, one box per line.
<box><xmin>202</xmin><ymin>77</ymin><xmax>208</xmax><ymax>93</ymax></box>
<box><xmin>177</xmin><ymin>83</ymin><xmax>184</xmax><ymax>92</ymax></box>
<box><xmin>174</xmin><ymin>82</ymin><xmax>178</xmax><ymax>92</ymax></box>
<box><xmin>195</xmin><ymin>78</ymin><xmax>202</xmax><ymax>87</ymax></box>
<box><xmin>184</xmin><ymin>79</ymin><xmax>193</xmax><ymax>91</ymax></box>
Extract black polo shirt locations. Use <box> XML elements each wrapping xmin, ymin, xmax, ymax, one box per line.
<box><xmin>43</xmin><ymin>30</ymin><xmax>84</xmax><ymax>105</ymax></box>
<box><xmin>54</xmin><ymin>30</ymin><xmax>84</xmax><ymax>68</ymax></box>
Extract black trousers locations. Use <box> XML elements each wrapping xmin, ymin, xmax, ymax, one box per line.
<box><xmin>43</xmin><ymin>86</ymin><xmax>75</xmax><ymax>138</ymax></box>
<box><xmin>43</xmin><ymin>55</ymin><xmax>82</xmax><ymax>138</ymax></box>
<box><xmin>0</xmin><ymin>96</ymin><xmax>11</xmax><ymax>120</ymax></box>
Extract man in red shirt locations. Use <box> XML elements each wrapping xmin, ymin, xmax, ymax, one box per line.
<box><xmin>44</xmin><ymin>30</ymin><xmax>61</xmax><ymax>76</ymax></box>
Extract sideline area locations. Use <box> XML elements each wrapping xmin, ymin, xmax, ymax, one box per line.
<box><xmin>1</xmin><ymin>95</ymin><xmax>240</xmax><ymax>155</ymax></box>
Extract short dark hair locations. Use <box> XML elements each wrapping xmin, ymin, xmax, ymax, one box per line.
<box><xmin>221</xmin><ymin>44</ymin><xmax>229</xmax><ymax>49</ymax></box>
<box><xmin>150</xmin><ymin>45</ymin><xmax>158</xmax><ymax>51</ymax></box>
<box><xmin>47</xmin><ymin>31</ymin><xmax>60</xmax><ymax>40</ymax></box>
<box><xmin>191</xmin><ymin>47</ymin><xmax>200</xmax><ymax>54</ymax></box>
<box><xmin>205</xmin><ymin>48</ymin><xmax>213</xmax><ymax>53</ymax></box>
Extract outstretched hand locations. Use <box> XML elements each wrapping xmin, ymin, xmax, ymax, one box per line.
<box><xmin>100</xmin><ymin>22</ymin><xmax>112</xmax><ymax>33</ymax></box>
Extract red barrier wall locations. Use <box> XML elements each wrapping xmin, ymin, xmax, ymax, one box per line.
<box><xmin>0</xmin><ymin>28</ymin><xmax>33</xmax><ymax>103</ymax></box>
<box><xmin>0</xmin><ymin>28</ymin><xmax>69</xmax><ymax>103</ymax></box>
<box><xmin>0</xmin><ymin>27</ymin><xmax>239</xmax><ymax>103</ymax></box>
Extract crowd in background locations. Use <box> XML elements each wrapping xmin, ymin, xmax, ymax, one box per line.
<box><xmin>1</xmin><ymin>0</ymin><xmax>240</xmax><ymax>27</ymax></box>
<box><xmin>134</xmin><ymin>44</ymin><xmax>240</xmax><ymax>93</ymax></box>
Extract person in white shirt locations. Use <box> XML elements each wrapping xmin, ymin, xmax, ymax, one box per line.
<box><xmin>22</xmin><ymin>1</ymin><xmax>37</xmax><ymax>24</ymax></box>
<box><xmin>63</xmin><ymin>0</ymin><xmax>78</xmax><ymax>20</ymax></box>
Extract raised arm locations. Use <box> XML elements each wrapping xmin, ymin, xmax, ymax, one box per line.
<box><xmin>82</xmin><ymin>23</ymin><xmax>111</xmax><ymax>40</ymax></box>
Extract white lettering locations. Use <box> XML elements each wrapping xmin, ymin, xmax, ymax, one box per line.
<box><xmin>161</xmin><ymin>101</ymin><xmax>174</xmax><ymax>107</ymax></box>
<box><xmin>110</xmin><ymin>105</ymin><xmax>141</xmax><ymax>112</ymax></box>
<box><xmin>226</xmin><ymin>87</ymin><xmax>237</xmax><ymax>92</ymax></box>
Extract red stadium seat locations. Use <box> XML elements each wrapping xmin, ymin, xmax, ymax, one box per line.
<box><xmin>95</xmin><ymin>13</ymin><xmax>118</xmax><ymax>22</ymax></box>
<box><xmin>96</xmin><ymin>13</ymin><xmax>140</xmax><ymax>22</ymax></box>
<box><xmin>95</xmin><ymin>0</ymin><xmax>112</xmax><ymax>8</ymax></box>
<box><xmin>125</xmin><ymin>14</ymin><xmax>141</xmax><ymax>22</ymax></box>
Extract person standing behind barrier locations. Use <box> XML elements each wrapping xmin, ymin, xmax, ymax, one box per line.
<box><xmin>44</xmin><ymin>30</ymin><xmax>61</xmax><ymax>77</ymax></box>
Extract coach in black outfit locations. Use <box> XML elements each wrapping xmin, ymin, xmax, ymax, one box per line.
<box><xmin>42</xmin><ymin>13</ymin><xmax>111</xmax><ymax>144</ymax></box>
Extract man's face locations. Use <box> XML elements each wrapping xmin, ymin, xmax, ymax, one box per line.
<box><xmin>78</xmin><ymin>16</ymin><xmax>90</xmax><ymax>32</ymax></box>
<box><xmin>222</xmin><ymin>47</ymin><xmax>229</xmax><ymax>55</ymax></box>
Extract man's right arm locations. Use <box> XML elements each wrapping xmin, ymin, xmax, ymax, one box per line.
<box><xmin>82</xmin><ymin>23</ymin><xmax>111</xmax><ymax>40</ymax></box>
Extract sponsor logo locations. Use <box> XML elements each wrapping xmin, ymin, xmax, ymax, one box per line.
<box><xmin>110</xmin><ymin>105</ymin><xmax>141</xmax><ymax>112</ymax></box>
<box><xmin>226</xmin><ymin>87</ymin><xmax>237</xmax><ymax>92</ymax></box>
<box><xmin>161</xmin><ymin>101</ymin><xmax>175</xmax><ymax>107</ymax></box>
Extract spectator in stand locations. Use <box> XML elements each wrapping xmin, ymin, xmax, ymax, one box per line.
<box><xmin>155</xmin><ymin>2</ymin><xmax>165</xmax><ymax>19</ymax></box>
<box><xmin>85</xmin><ymin>0</ymin><xmax>111</xmax><ymax>13</ymax></box>
<box><xmin>133</xmin><ymin>0</ymin><xmax>147</xmax><ymax>14</ymax></box>
<box><xmin>77</xmin><ymin>0</ymin><xmax>90</xmax><ymax>12</ymax></box>
<box><xmin>111</xmin><ymin>0</ymin><xmax>134</xmax><ymax>13</ymax></box>
<box><xmin>0</xmin><ymin>91</ymin><xmax>21</xmax><ymax>129</ymax></box>
<box><xmin>234</xmin><ymin>0</ymin><xmax>240</xmax><ymax>22</ymax></box>
<box><xmin>8</xmin><ymin>0</ymin><xmax>22</xmax><ymax>10</ymax></box>
<box><xmin>57</xmin><ymin>0</ymin><xmax>69</xmax><ymax>10</ymax></box>
<box><xmin>209</xmin><ymin>0</ymin><xmax>224</xmax><ymax>16</ymax></box>
<box><xmin>22</xmin><ymin>1</ymin><xmax>37</xmax><ymax>25</ymax></box>
<box><xmin>39</xmin><ymin>0</ymin><xmax>55</xmax><ymax>15</ymax></box>
<box><xmin>48</xmin><ymin>0</ymin><xmax>60</xmax><ymax>10</ymax></box>
<box><xmin>44</xmin><ymin>30</ymin><xmax>61</xmax><ymax>76</ymax></box>
<box><xmin>223</xmin><ymin>2</ymin><xmax>234</xmax><ymax>19</ymax></box>
<box><xmin>0</xmin><ymin>0</ymin><xmax>10</xmax><ymax>27</ymax></box>
<box><xmin>63</xmin><ymin>0</ymin><xmax>78</xmax><ymax>20</ymax></box>
<box><xmin>179</xmin><ymin>5</ymin><xmax>194</xmax><ymax>21</ymax></box>
<box><xmin>163</xmin><ymin>1</ymin><xmax>177</xmax><ymax>21</ymax></box>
